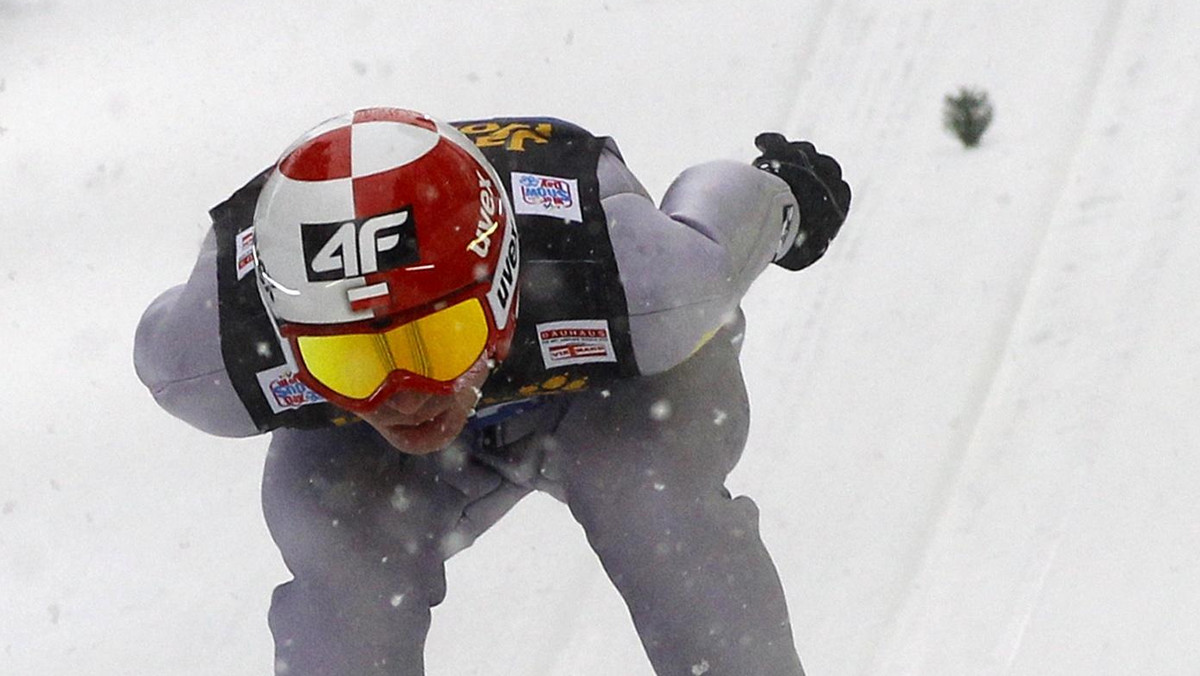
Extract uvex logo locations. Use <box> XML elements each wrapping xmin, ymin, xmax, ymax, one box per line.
<box><xmin>486</xmin><ymin>217</ymin><xmax>519</xmax><ymax>330</ymax></box>
<box><xmin>301</xmin><ymin>208</ymin><xmax>418</xmax><ymax>282</ymax></box>
<box><xmin>468</xmin><ymin>170</ymin><xmax>502</xmax><ymax>258</ymax></box>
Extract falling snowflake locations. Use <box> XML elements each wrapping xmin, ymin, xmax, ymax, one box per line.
<box><xmin>712</xmin><ymin>409</ymin><xmax>728</xmax><ymax>425</ymax></box>
<box><xmin>649</xmin><ymin>399</ymin><xmax>672</xmax><ymax>420</ymax></box>
<box><xmin>390</xmin><ymin>487</ymin><xmax>411</xmax><ymax>512</ymax></box>
<box><xmin>390</xmin><ymin>594</ymin><xmax>406</xmax><ymax>607</ymax></box>
<box><xmin>691</xmin><ymin>659</ymin><xmax>710</xmax><ymax>675</ymax></box>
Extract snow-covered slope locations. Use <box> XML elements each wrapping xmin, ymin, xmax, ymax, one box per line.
<box><xmin>2</xmin><ymin>1</ymin><xmax>1197</xmax><ymax>674</ymax></box>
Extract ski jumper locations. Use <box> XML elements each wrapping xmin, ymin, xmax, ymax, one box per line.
<box><xmin>135</xmin><ymin>116</ymin><xmax>806</xmax><ymax>676</ymax></box>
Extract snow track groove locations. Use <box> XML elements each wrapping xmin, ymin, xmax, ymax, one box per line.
<box><xmin>776</xmin><ymin>0</ymin><xmax>837</xmax><ymax>133</ymax></box>
<box><xmin>864</xmin><ymin>1</ymin><xmax>1138</xmax><ymax>673</ymax></box>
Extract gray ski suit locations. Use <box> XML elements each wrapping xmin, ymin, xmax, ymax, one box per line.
<box><xmin>134</xmin><ymin>117</ymin><xmax>806</xmax><ymax>676</ymax></box>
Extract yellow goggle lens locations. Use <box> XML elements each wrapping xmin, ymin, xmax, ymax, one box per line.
<box><xmin>381</xmin><ymin>298</ymin><xmax>490</xmax><ymax>381</ymax></box>
<box><xmin>296</xmin><ymin>298</ymin><xmax>490</xmax><ymax>400</ymax></box>
<box><xmin>296</xmin><ymin>332</ymin><xmax>393</xmax><ymax>400</ymax></box>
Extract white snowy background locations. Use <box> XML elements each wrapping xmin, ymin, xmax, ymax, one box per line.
<box><xmin>2</xmin><ymin>0</ymin><xmax>1198</xmax><ymax>674</ymax></box>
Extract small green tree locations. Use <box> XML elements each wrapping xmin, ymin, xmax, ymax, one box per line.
<box><xmin>943</xmin><ymin>87</ymin><xmax>994</xmax><ymax>148</ymax></box>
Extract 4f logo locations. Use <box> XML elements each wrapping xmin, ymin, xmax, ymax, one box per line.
<box><xmin>301</xmin><ymin>208</ymin><xmax>418</xmax><ymax>282</ymax></box>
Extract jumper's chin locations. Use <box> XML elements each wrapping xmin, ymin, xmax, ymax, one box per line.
<box><xmin>358</xmin><ymin>359</ymin><xmax>489</xmax><ymax>455</ymax></box>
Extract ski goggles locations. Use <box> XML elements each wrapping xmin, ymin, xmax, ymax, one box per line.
<box><xmin>282</xmin><ymin>297</ymin><xmax>492</xmax><ymax>412</ymax></box>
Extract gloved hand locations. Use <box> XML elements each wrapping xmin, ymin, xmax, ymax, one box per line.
<box><xmin>753</xmin><ymin>132</ymin><xmax>851</xmax><ymax>271</ymax></box>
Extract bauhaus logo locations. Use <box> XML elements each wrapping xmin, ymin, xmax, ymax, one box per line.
<box><xmin>301</xmin><ymin>208</ymin><xmax>418</xmax><ymax>282</ymax></box>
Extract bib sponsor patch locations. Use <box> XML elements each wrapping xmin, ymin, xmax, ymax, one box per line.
<box><xmin>235</xmin><ymin>227</ymin><xmax>256</xmax><ymax>280</ymax></box>
<box><xmin>536</xmin><ymin>319</ymin><xmax>617</xmax><ymax>368</ymax></box>
<box><xmin>511</xmin><ymin>171</ymin><xmax>583</xmax><ymax>223</ymax></box>
<box><xmin>256</xmin><ymin>364</ymin><xmax>326</xmax><ymax>413</ymax></box>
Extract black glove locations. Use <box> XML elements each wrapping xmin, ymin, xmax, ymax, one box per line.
<box><xmin>753</xmin><ymin>132</ymin><xmax>851</xmax><ymax>271</ymax></box>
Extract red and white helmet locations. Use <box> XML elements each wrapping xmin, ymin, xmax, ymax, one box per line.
<box><xmin>252</xmin><ymin>108</ymin><xmax>519</xmax><ymax>410</ymax></box>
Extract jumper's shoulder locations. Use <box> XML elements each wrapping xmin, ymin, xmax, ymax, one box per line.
<box><xmin>133</xmin><ymin>231</ymin><xmax>259</xmax><ymax>438</ymax></box>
